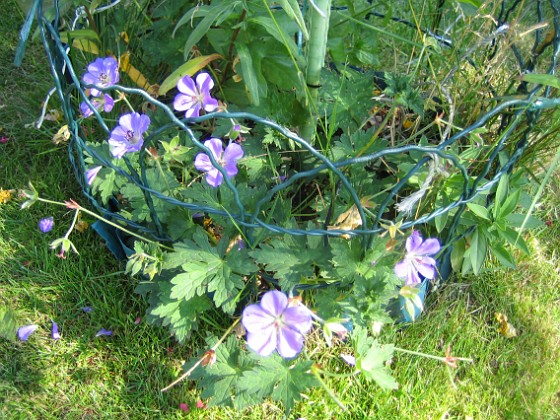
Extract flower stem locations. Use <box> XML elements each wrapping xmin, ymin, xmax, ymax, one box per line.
<box><xmin>311</xmin><ymin>364</ymin><xmax>347</xmax><ymax>411</ymax></box>
<box><xmin>393</xmin><ymin>347</ymin><xmax>473</xmax><ymax>363</ymax></box>
<box><xmin>36</xmin><ymin>197</ymin><xmax>174</xmax><ymax>251</ymax></box>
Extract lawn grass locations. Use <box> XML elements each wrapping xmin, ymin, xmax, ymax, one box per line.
<box><xmin>1</xmin><ymin>1</ymin><xmax>559</xmax><ymax>419</ymax></box>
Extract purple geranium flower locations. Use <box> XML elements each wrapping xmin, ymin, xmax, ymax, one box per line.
<box><xmin>173</xmin><ymin>72</ymin><xmax>219</xmax><ymax>118</ymax></box>
<box><xmin>395</xmin><ymin>231</ymin><xmax>441</xmax><ymax>285</ymax></box>
<box><xmin>86</xmin><ymin>166</ymin><xmax>102</xmax><ymax>185</ymax></box>
<box><xmin>51</xmin><ymin>320</ymin><xmax>61</xmax><ymax>340</ymax></box>
<box><xmin>82</xmin><ymin>57</ymin><xmax>119</xmax><ymax>96</ymax></box>
<box><xmin>108</xmin><ymin>112</ymin><xmax>150</xmax><ymax>158</ymax></box>
<box><xmin>80</xmin><ymin>94</ymin><xmax>114</xmax><ymax>118</ymax></box>
<box><xmin>242</xmin><ymin>290</ymin><xmax>312</xmax><ymax>358</ymax></box>
<box><xmin>17</xmin><ymin>324</ymin><xmax>38</xmax><ymax>341</ymax></box>
<box><xmin>194</xmin><ymin>138</ymin><xmax>243</xmax><ymax>187</ymax></box>
<box><xmin>39</xmin><ymin>216</ymin><xmax>54</xmax><ymax>233</ymax></box>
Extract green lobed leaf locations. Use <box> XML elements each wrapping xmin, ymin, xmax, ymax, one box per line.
<box><xmin>352</xmin><ymin>326</ymin><xmax>398</xmax><ymax>390</ymax></box>
<box><xmin>144</xmin><ymin>281</ymin><xmax>211</xmax><ymax>342</ymax></box>
<box><xmin>189</xmin><ymin>335</ymin><xmax>259</xmax><ymax>409</ymax></box>
<box><xmin>239</xmin><ymin>354</ymin><xmax>319</xmax><ymax>414</ymax></box>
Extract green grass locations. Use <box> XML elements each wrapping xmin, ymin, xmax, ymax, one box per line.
<box><xmin>1</xmin><ymin>1</ymin><xmax>560</xmax><ymax>418</ymax></box>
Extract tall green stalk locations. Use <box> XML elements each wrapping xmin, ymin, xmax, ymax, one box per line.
<box><xmin>301</xmin><ymin>0</ymin><xmax>331</xmax><ymax>143</ymax></box>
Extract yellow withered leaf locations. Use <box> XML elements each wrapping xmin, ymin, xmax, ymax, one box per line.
<box><xmin>119</xmin><ymin>52</ymin><xmax>158</xmax><ymax>96</ymax></box>
<box><xmin>495</xmin><ymin>312</ymin><xmax>517</xmax><ymax>338</ymax></box>
<box><xmin>52</xmin><ymin>125</ymin><xmax>70</xmax><ymax>145</ymax></box>
<box><xmin>328</xmin><ymin>197</ymin><xmax>375</xmax><ymax>237</ymax></box>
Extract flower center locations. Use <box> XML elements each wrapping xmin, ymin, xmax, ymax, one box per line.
<box><xmin>98</xmin><ymin>72</ymin><xmax>110</xmax><ymax>85</ymax></box>
<box><xmin>125</xmin><ymin>129</ymin><xmax>138</xmax><ymax>144</ymax></box>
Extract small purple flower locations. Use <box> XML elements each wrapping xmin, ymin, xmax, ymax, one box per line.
<box><xmin>86</xmin><ymin>166</ymin><xmax>102</xmax><ymax>185</ymax></box>
<box><xmin>82</xmin><ymin>306</ymin><xmax>93</xmax><ymax>313</ymax></box>
<box><xmin>173</xmin><ymin>72</ymin><xmax>219</xmax><ymax>118</ymax></box>
<box><xmin>80</xmin><ymin>94</ymin><xmax>114</xmax><ymax>118</ymax></box>
<box><xmin>108</xmin><ymin>112</ymin><xmax>150</xmax><ymax>158</ymax></box>
<box><xmin>194</xmin><ymin>138</ymin><xmax>243</xmax><ymax>187</ymax></box>
<box><xmin>51</xmin><ymin>320</ymin><xmax>61</xmax><ymax>340</ymax></box>
<box><xmin>82</xmin><ymin>57</ymin><xmax>119</xmax><ymax>96</ymax></box>
<box><xmin>17</xmin><ymin>324</ymin><xmax>38</xmax><ymax>341</ymax></box>
<box><xmin>395</xmin><ymin>231</ymin><xmax>441</xmax><ymax>285</ymax></box>
<box><xmin>242</xmin><ymin>290</ymin><xmax>312</xmax><ymax>358</ymax></box>
<box><xmin>39</xmin><ymin>217</ymin><xmax>54</xmax><ymax>233</ymax></box>
<box><xmin>95</xmin><ymin>328</ymin><xmax>112</xmax><ymax>337</ymax></box>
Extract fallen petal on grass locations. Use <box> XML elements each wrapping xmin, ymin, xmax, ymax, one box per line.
<box><xmin>17</xmin><ymin>324</ymin><xmax>39</xmax><ymax>341</ymax></box>
<box><xmin>95</xmin><ymin>328</ymin><xmax>112</xmax><ymax>337</ymax></box>
<box><xmin>51</xmin><ymin>320</ymin><xmax>61</xmax><ymax>340</ymax></box>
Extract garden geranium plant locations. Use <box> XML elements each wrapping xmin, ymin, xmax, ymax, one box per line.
<box><xmin>18</xmin><ymin>0</ymin><xmax>555</xmax><ymax>413</ymax></box>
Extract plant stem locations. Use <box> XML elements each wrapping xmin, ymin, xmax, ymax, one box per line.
<box><xmin>300</xmin><ymin>0</ymin><xmax>331</xmax><ymax>143</ymax></box>
<box><xmin>36</xmin><ymin>197</ymin><xmax>174</xmax><ymax>251</ymax></box>
<box><xmin>311</xmin><ymin>364</ymin><xmax>347</xmax><ymax>411</ymax></box>
<box><xmin>161</xmin><ymin>318</ymin><xmax>241</xmax><ymax>392</ymax></box>
<box><xmin>394</xmin><ymin>346</ymin><xmax>473</xmax><ymax>363</ymax></box>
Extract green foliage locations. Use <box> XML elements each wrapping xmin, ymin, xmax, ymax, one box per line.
<box><xmin>188</xmin><ymin>335</ymin><xmax>319</xmax><ymax>414</ymax></box>
<box><xmin>0</xmin><ymin>306</ymin><xmax>18</xmax><ymax>341</ymax></box>
<box><xmin>250</xmin><ymin>231</ymin><xmax>331</xmax><ymax>290</ymax></box>
<box><xmin>352</xmin><ymin>326</ymin><xmax>398</xmax><ymax>390</ymax></box>
<box><xmin>169</xmin><ymin>229</ymin><xmax>257</xmax><ymax>314</ymax></box>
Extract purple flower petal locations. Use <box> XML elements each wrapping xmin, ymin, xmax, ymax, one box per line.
<box><xmin>108</xmin><ymin>112</ymin><xmax>150</xmax><ymax>158</ymax></box>
<box><xmin>260</xmin><ymin>290</ymin><xmax>288</xmax><ymax>318</ymax></box>
<box><xmin>206</xmin><ymin>138</ymin><xmax>224</xmax><ymax>160</ymax></box>
<box><xmin>17</xmin><ymin>324</ymin><xmax>38</xmax><ymax>341</ymax></box>
<box><xmin>194</xmin><ymin>153</ymin><xmax>213</xmax><ymax>172</ymax></box>
<box><xmin>95</xmin><ymin>328</ymin><xmax>113</xmax><ymax>337</ymax></box>
<box><xmin>242</xmin><ymin>304</ymin><xmax>274</xmax><ymax>333</ymax></box>
<box><xmin>406</xmin><ymin>231</ymin><xmax>423</xmax><ymax>253</ymax></box>
<box><xmin>103</xmin><ymin>94</ymin><xmax>114</xmax><ymax>112</ymax></box>
<box><xmin>205</xmin><ymin>168</ymin><xmax>223</xmax><ymax>188</ymax></box>
<box><xmin>415</xmin><ymin>260</ymin><xmax>436</xmax><ymax>280</ymax></box>
<box><xmin>176</xmin><ymin>75</ymin><xmax>197</xmax><ymax>96</ymax></box>
<box><xmin>51</xmin><ymin>320</ymin><xmax>61</xmax><ymax>340</ymax></box>
<box><xmin>340</xmin><ymin>354</ymin><xmax>356</xmax><ymax>366</ymax></box>
<box><xmin>196</xmin><ymin>72</ymin><xmax>215</xmax><ymax>93</ymax></box>
<box><xmin>82</xmin><ymin>306</ymin><xmax>93</xmax><ymax>313</ymax></box>
<box><xmin>246</xmin><ymin>328</ymin><xmax>277</xmax><ymax>357</ymax></box>
<box><xmin>39</xmin><ymin>217</ymin><xmax>54</xmax><ymax>233</ymax></box>
<box><xmin>82</xmin><ymin>57</ymin><xmax>119</xmax><ymax>88</ymax></box>
<box><xmin>283</xmin><ymin>306</ymin><xmax>313</xmax><ymax>335</ymax></box>
<box><xmin>86</xmin><ymin>166</ymin><xmax>102</xmax><ymax>185</ymax></box>
<box><xmin>277</xmin><ymin>326</ymin><xmax>304</xmax><ymax>358</ymax></box>
<box><xmin>415</xmin><ymin>238</ymin><xmax>441</xmax><ymax>255</ymax></box>
<box><xmin>223</xmin><ymin>142</ymin><xmax>243</xmax><ymax>162</ymax></box>
<box><xmin>395</xmin><ymin>231</ymin><xmax>441</xmax><ymax>285</ymax></box>
<box><xmin>173</xmin><ymin>72</ymin><xmax>218</xmax><ymax>118</ymax></box>
<box><xmin>241</xmin><ymin>290</ymin><xmax>312</xmax><ymax>359</ymax></box>
<box><xmin>394</xmin><ymin>260</ymin><xmax>409</xmax><ymax>279</ymax></box>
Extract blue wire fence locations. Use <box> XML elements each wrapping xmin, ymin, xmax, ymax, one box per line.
<box><xmin>16</xmin><ymin>0</ymin><xmax>560</xmax><ymax>280</ymax></box>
